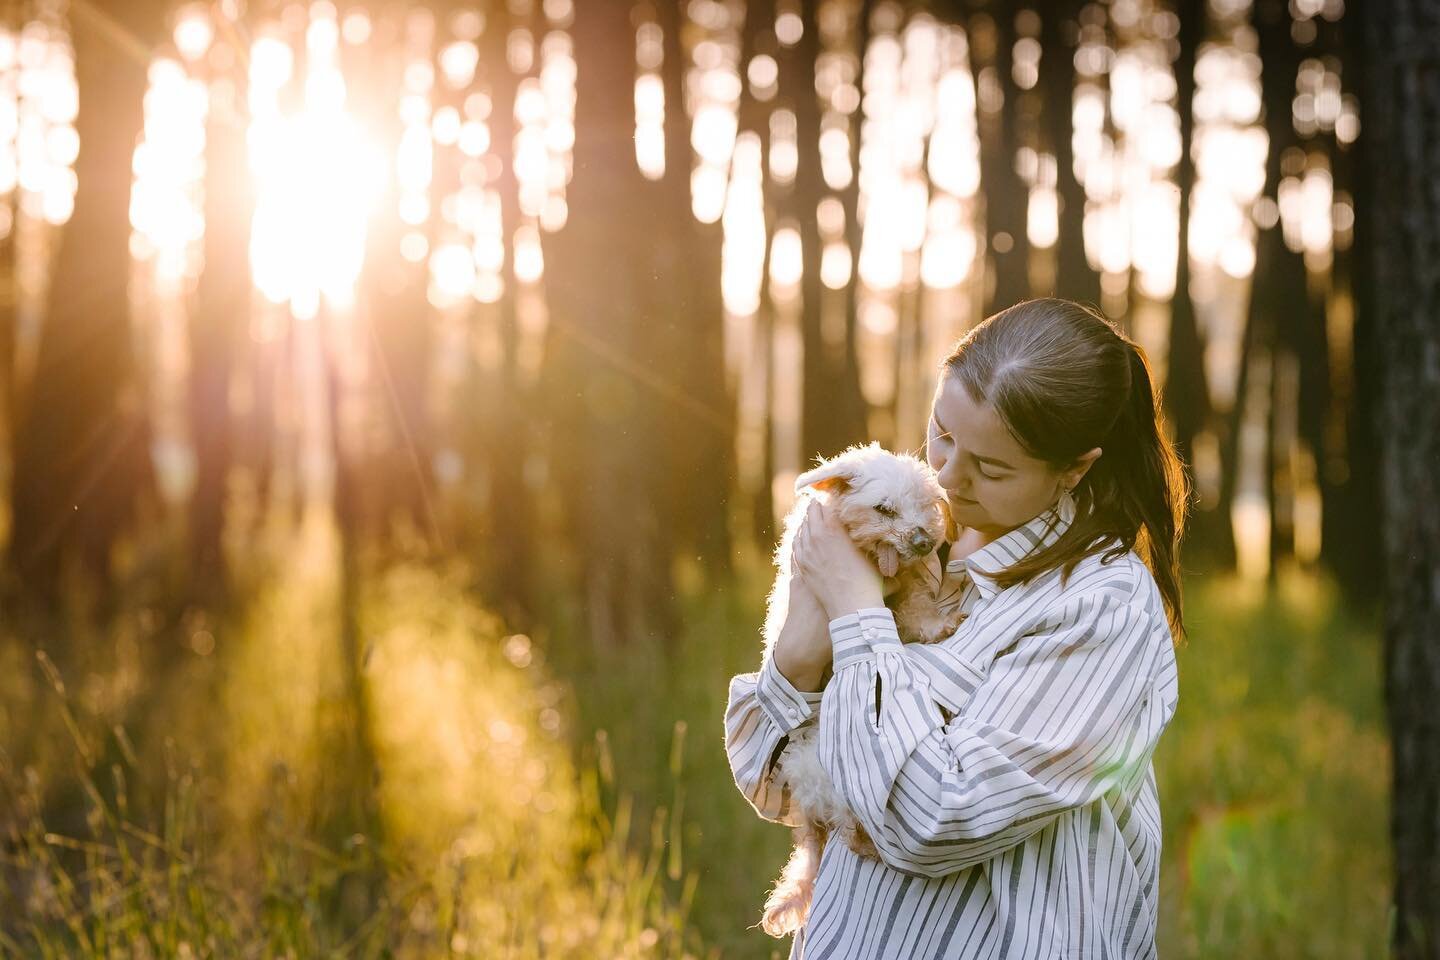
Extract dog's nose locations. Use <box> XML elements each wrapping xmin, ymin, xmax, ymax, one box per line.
<box><xmin>909</xmin><ymin>530</ymin><xmax>934</xmax><ymax>555</ymax></box>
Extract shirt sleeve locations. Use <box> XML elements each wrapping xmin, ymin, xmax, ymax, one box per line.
<box><xmin>816</xmin><ymin>595</ymin><xmax>1175</xmax><ymax>878</ymax></box>
<box><xmin>724</xmin><ymin>653</ymin><xmax>828</xmax><ymax>827</ymax></box>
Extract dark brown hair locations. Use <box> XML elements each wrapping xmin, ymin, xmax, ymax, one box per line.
<box><xmin>941</xmin><ymin>297</ymin><xmax>1190</xmax><ymax>645</ymax></box>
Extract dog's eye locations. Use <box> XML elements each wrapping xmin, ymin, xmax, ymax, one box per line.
<box><xmin>874</xmin><ymin>504</ymin><xmax>898</xmax><ymax>518</ymax></box>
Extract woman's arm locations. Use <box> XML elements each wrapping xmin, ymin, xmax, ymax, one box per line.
<box><xmin>723</xmin><ymin>659</ymin><xmax>825</xmax><ymax>826</ymax></box>
<box><xmin>723</xmin><ymin>576</ymin><xmax>834</xmax><ymax>825</ymax></box>
<box><xmin>815</xmin><ymin>586</ymin><xmax>1179</xmax><ymax>878</ymax></box>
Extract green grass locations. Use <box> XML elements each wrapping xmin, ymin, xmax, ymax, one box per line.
<box><xmin>1154</xmin><ymin>570</ymin><xmax>1390</xmax><ymax>957</ymax></box>
<box><xmin>0</xmin><ymin>514</ymin><xmax>709</xmax><ymax>958</ymax></box>
<box><xmin>0</xmin><ymin>515</ymin><xmax>1391</xmax><ymax>958</ymax></box>
<box><xmin>546</xmin><ymin>549</ymin><xmax>1392</xmax><ymax>959</ymax></box>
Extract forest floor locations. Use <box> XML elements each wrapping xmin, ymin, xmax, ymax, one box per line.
<box><xmin>0</xmin><ymin>509</ymin><xmax>1390</xmax><ymax>958</ymax></box>
<box><xmin>546</xmin><ymin>544</ymin><xmax>1392</xmax><ymax>960</ymax></box>
<box><xmin>0</xmin><ymin>508</ymin><xmax>707</xmax><ymax>958</ymax></box>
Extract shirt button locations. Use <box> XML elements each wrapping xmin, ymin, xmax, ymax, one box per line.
<box><xmin>788</xmin><ymin>707</ymin><xmax>801</xmax><ymax>719</ymax></box>
<box><xmin>862</xmin><ymin>627</ymin><xmax>876</xmax><ymax>640</ymax></box>
<box><xmin>916</xmin><ymin>674</ymin><xmax>930</xmax><ymax>687</ymax></box>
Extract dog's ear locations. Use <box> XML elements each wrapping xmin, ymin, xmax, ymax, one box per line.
<box><xmin>795</xmin><ymin>458</ymin><xmax>857</xmax><ymax>495</ymax></box>
<box><xmin>938</xmin><ymin>496</ymin><xmax>960</xmax><ymax>543</ymax></box>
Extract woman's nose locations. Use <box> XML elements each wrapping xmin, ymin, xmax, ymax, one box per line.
<box><xmin>936</xmin><ymin>458</ymin><xmax>969</xmax><ymax>493</ymax></box>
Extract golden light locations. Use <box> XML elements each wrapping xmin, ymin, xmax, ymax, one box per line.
<box><xmin>432</xmin><ymin>105</ymin><xmax>461</xmax><ymax>145</ymax></box>
<box><xmin>428</xmin><ymin>242</ymin><xmax>475</xmax><ymax>308</ymax></box>
<box><xmin>776</xmin><ymin>11</ymin><xmax>804</xmax><ymax>46</ymax></box>
<box><xmin>340</xmin><ymin>9</ymin><xmax>371</xmax><ymax>45</ymax></box>
<box><xmin>899</xmin><ymin>177</ymin><xmax>928</xmax><ymax>252</ymax></box>
<box><xmin>721</xmin><ymin>131</ymin><xmax>765</xmax><ymax>316</ymax></box>
<box><xmin>457</xmin><ymin>120</ymin><xmax>488</xmax><ymax>157</ymax></box>
<box><xmin>634</xmin><ymin>71</ymin><xmax>665</xmax><ymax>180</ymax></box>
<box><xmin>927</xmin><ymin>69</ymin><xmax>979</xmax><ymax>197</ymax></box>
<box><xmin>513</xmin><ymin>223</ymin><xmax>544</xmax><ymax>283</ymax></box>
<box><xmin>769</xmin><ymin>224</ymin><xmax>803</xmax><ymax>295</ymax></box>
<box><xmin>514</xmin><ymin>77</ymin><xmax>550</xmax><ymax>217</ymax></box>
<box><xmin>401</xmin><ymin>232</ymin><xmax>428</xmax><ymax>263</ymax></box>
<box><xmin>859</xmin><ymin>179</ymin><xmax>906</xmax><ymax>290</ymax></box>
<box><xmin>439</xmin><ymin>40</ymin><xmax>479</xmax><ymax>89</ymax></box>
<box><xmin>1026</xmin><ymin>182</ymin><xmax>1058</xmax><ymax>250</ymax></box>
<box><xmin>820</xmin><ymin>241</ymin><xmax>852</xmax><ymax>290</ymax></box>
<box><xmin>768</xmin><ymin>108</ymin><xmax>797</xmax><ymax>185</ymax></box>
<box><xmin>131</xmin><ymin>57</ymin><xmax>205</xmax><ymax>285</ymax></box>
<box><xmin>747</xmin><ymin>53</ymin><xmax>778</xmax><ymax>98</ymax></box>
<box><xmin>920</xmin><ymin>224</ymin><xmax>976</xmax><ymax>289</ymax></box>
<box><xmin>248</xmin><ymin>28</ymin><xmax>386</xmax><ymax>316</ymax></box>
<box><xmin>172</xmin><ymin>5</ymin><xmax>214</xmax><ymax>63</ymax></box>
<box><xmin>1133</xmin><ymin>182</ymin><xmax>1178</xmax><ymax>299</ymax></box>
<box><xmin>6</xmin><ymin>21</ymin><xmax>77</xmax><ymax>229</ymax></box>
<box><xmin>692</xmin><ymin>162</ymin><xmax>726</xmax><ymax>224</ymax></box>
<box><xmin>692</xmin><ymin>101</ymin><xmax>736</xmax><ymax>168</ymax></box>
<box><xmin>819</xmin><ymin>123</ymin><xmax>852</xmax><ymax>190</ymax></box>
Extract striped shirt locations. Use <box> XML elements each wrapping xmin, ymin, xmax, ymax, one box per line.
<box><xmin>724</xmin><ymin>497</ymin><xmax>1180</xmax><ymax>958</ymax></box>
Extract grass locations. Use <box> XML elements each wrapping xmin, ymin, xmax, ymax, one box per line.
<box><xmin>0</xmin><ymin>510</ymin><xmax>710</xmax><ymax>958</ymax></box>
<box><xmin>0</xmin><ymin>511</ymin><xmax>1392</xmax><ymax>958</ymax></box>
<box><xmin>546</xmin><ymin>547</ymin><xmax>1392</xmax><ymax>959</ymax></box>
<box><xmin>1155</xmin><ymin>568</ymin><xmax>1391</xmax><ymax>957</ymax></box>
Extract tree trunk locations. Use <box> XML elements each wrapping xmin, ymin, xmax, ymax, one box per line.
<box><xmin>1242</xmin><ymin>0</ymin><xmax>1309</xmax><ymax>580</ymax></box>
<box><xmin>785</xmin><ymin>0</ymin><xmax>839</xmax><ymax>465</ymax></box>
<box><xmin>739</xmin><ymin>0</ymin><xmax>778</xmax><ymax>553</ymax></box>
<box><xmin>655</xmin><ymin>0</ymin><xmax>735</xmax><ymax>579</ymax></box>
<box><xmin>474</xmin><ymin>0</ymin><xmax>539</xmax><ymax>633</ymax></box>
<box><xmin>189</xmin><ymin>68</ymin><xmax>252</xmax><ymax>605</ymax></box>
<box><xmin>1360</xmin><ymin>2</ymin><xmax>1440</xmax><ymax>954</ymax></box>
<box><xmin>541</xmin><ymin>0</ymin><xmax>679</xmax><ymax>652</ymax></box>
<box><xmin>972</xmin><ymin>0</ymin><xmax>1031</xmax><ymax>315</ymax></box>
<box><xmin>1164</xmin><ymin>0</ymin><xmax>1217</xmax><ymax>554</ymax></box>
<box><xmin>833</xmin><ymin>0</ymin><xmax>873</xmax><ymax>451</ymax></box>
<box><xmin>1316</xmin><ymin>6</ymin><xmax>1381</xmax><ymax>596</ymax></box>
<box><xmin>1039</xmin><ymin>0</ymin><xmax>1100</xmax><ymax>306</ymax></box>
<box><xmin>6</xmin><ymin>0</ymin><xmax>161</xmax><ymax>612</ymax></box>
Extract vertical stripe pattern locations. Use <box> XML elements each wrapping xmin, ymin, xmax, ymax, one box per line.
<box><xmin>723</xmin><ymin>500</ymin><xmax>1180</xmax><ymax>958</ymax></box>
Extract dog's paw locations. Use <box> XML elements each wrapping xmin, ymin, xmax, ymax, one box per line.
<box><xmin>760</xmin><ymin>884</ymin><xmax>813</xmax><ymax>938</ymax></box>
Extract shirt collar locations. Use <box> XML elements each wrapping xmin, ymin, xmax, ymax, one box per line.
<box><xmin>944</xmin><ymin>492</ymin><xmax>1076</xmax><ymax>600</ymax></box>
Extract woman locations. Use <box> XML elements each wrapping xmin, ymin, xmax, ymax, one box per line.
<box><xmin>724</xmin><ymin>298</ymin><xmax>1187</xmax><ymax>958</ymax></box>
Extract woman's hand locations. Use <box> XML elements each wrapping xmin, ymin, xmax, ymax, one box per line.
<box><xmin>791</xmin><ymin>497</ymin><xmax>886</xmax><ymax>621</ymax></box>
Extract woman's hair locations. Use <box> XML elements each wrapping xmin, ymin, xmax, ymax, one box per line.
<box><xmin>941</xmin><ymin>297</ymin><xmax>1191</xmax><ymax>644</ymax></box>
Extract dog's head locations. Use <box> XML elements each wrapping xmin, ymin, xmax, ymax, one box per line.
<box><xmin>795</xmin><ymin>441</ymin><xmax>959</xmax><ymax>578</ymax></box>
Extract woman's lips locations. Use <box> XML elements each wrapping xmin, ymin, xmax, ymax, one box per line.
<box><xmin>949</xmin><ymin>494</ymin><xmax>975</xmax><ymax>504</ymax></box>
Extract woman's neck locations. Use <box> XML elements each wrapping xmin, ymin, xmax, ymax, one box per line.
<box><xmin>950</xmin><ymin>525</ymin><xmax>998</xmax><ymax>560</ymax></box>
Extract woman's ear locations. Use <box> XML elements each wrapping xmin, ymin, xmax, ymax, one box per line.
<box><xmin>795</xmin><ymin>457</ymin><xmax>857</xmax><ymax>495</ymax></box>
<box><xmin>1063</xmin><ymin>446</ymin><xmax>1103</xmax><ymax>490</ymax></box>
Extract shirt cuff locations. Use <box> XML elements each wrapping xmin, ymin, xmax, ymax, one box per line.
<box><xmin>828</xmin><ymin>606</ymin><xmax>903</xmax><ymax>671</ymax></box>
<box><xmin>756</xmin><ymin>653</ymin><xmax>825</xmax><ymax>734</ymax></box>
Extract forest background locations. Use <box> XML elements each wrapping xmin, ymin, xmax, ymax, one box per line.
<box><xmin>1</xmin><ymin>0</ymin><xmax>1435</xmax><ymax>956</ymax></box>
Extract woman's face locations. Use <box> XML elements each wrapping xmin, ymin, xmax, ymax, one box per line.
<box><xmin>925</xmin><ymin>371</ymin><xmax>1098</xmax><ymax>540</ymax></box>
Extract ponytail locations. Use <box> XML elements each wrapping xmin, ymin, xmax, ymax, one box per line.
<box><xmin>945</xmin><ymin>299</ymin><xmax>1192</xmax><ymax>647</ymax></box>
<box><xmin>1089</xmin><ymin>341</ymin><xmax>1191</xmax><ymax>645</ymax></box>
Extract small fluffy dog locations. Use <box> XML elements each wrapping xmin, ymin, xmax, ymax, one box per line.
<box><xmin>757</xmin><ymin>441</ymin><xmax>967</xmax><ymax>938</ymax></box>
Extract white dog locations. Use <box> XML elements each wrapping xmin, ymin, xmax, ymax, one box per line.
<box><xmin>758</xmin><ymin>441</ymin><xmax>967</xmax><ymax>938</ymax></box>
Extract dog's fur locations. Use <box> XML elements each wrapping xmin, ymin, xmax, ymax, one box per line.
<box><xmin>757</xmin><ymin>441</ymin><xmax>967</xmax><ymax>938</ymax></box>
